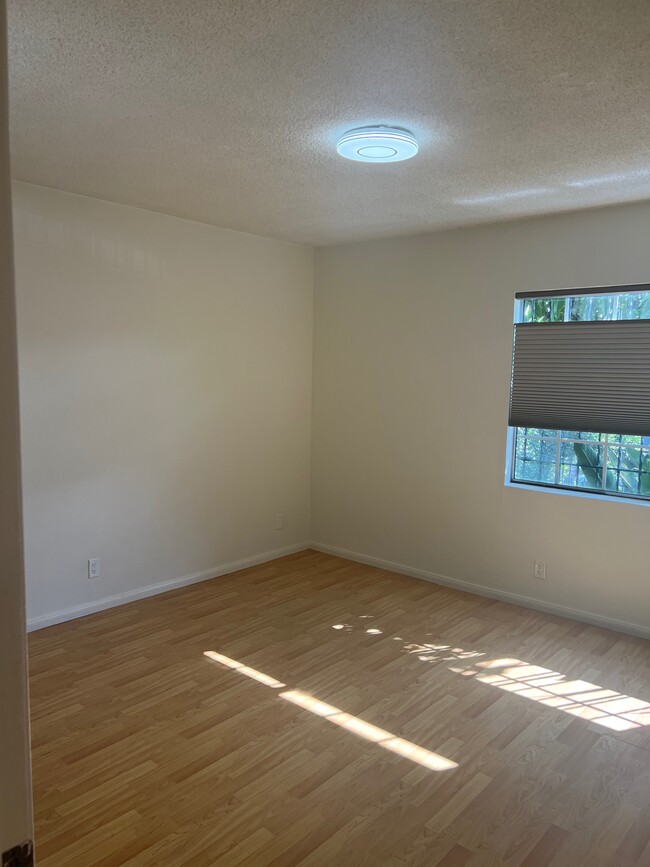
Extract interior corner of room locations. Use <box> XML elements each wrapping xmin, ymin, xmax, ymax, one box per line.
<box><xmin>15</xmin><ymin>181</ymin><xmax>650</xmax><ymax>639</ymax></box>
<box><xmin>2</xmin><ymin>1</ymin><xmax>650</xmax><ymax>864</ymax></box>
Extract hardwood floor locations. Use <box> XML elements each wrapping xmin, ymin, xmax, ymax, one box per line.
<box><xmin>29</xmin><ymin>550</ymin><xmax>650</xmax><ymax>866</ymax></box>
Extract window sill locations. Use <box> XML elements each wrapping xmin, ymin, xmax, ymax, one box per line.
<box><xmin>505</xmin><ymin>479</ymin><xmax>650</xmax><ymax>508</ymax></box>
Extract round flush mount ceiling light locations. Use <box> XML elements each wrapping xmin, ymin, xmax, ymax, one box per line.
<box><xmin>336</xmin><ymin>126</ymin><xmax>418</xmax><ymax>163</ymax></box>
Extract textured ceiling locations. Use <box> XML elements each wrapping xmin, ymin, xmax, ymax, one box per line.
<box><xmin>8</xmin><ymin>0</ymin><xmax>650</xmax><ymax>245</ymax></box>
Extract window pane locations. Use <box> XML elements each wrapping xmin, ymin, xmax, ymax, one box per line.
<box><xmin>557</xmin><ymin>430</ymin><xmax>603</xmax><ymax>442</ymax></box>
<box><xmin>619</xmin><ymin>434</ymin><xmax>644</xmax><ymax>445</ymax></box>
<box><xmin>558</xmin><ymin>442</ymin><xmax>581</xmax><ymax>487</ymax></box>
<box><xmin>523</xmin><ymin>298</ymin><xmax>566</xmax><ymax>323</ymax></box>
<box><xmin>606</xmin><ymin>446</ymin><xmax>650</xmax><ymax>496</ymax></box>
<box><xmin>559</xmin><ymin>441</ymin><xmax>603</xmax><ymax>490</ymax></box>
<box><xmin>521</xmin><ymin>427</ymin><xmax>558</xmax><ymax>438</ymax></box>
<box><xmin>574</xmin><ymin>430</ymin><xmax>602</xmax><ymax>442</ymax></box>
<box><xmin>608</xmin><ymin>446</ymin><xmax>639</xmax><ymax>495</ymax></box>
<box><xmin>513</xmin><ymin>428</ymin><xmax>650</xmax><ymax>500</ymax></box>
<box><xmin>514</xmin><ymin>433</ymin><xmax>556</xmax><ymax>483</ymax></box>
<box><xmin>569</xmin><ymin>292</ymin><xmax>650</xmax><ymax>322</ymax></box>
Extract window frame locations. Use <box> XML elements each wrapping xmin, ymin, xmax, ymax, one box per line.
<box><xmin>505</xmin><ymin>293</ymin><xmax>650</xmax><ymax>506</ymax></box>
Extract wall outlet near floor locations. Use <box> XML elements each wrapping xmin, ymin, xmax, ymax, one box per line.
<box><xmin>533</xmin><ymin>559</ymin><xmax>547</xmax><ymax>580</ymax></box>
<box><xmin>275</xmin><ymin>513</ymin><xmax>284</xmax><ymax>530</ymax></box>
<box><xmin>88</xmin><ymin>557</ymin><xmax>101</xmax><ymax>579</ymax></box>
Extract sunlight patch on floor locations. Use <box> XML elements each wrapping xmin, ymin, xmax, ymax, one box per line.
<box><xmin>280</xmin><ymin>689</ymin><xmax>458</xmax><ymax>770</ymax></box>
<box><xmin>459</xmin><ymin>658</ymin><xmax>650</xmax><ymax>731</ymax></box>
<box><xmin>203</xmin><ymin>651</ymin><xmax>457</xmax><ymax>772</ymax></box>
<box><xmin>330</xmin><ymin>621</ymin><xmax>650</xmax><ymax>732</ymax></box>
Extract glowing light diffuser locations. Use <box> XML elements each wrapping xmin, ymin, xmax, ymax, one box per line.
<box><xmin>336</xmin><ymin>126</ymin><xmax>418</xmax><ymax>163</ymax></box>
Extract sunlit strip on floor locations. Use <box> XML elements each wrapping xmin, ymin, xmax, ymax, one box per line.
<box><xmin>280</xmin><ymin>689</ymin><xmax>457</xmax><ymax>770</ymax></box>
<box><xmin>203</xmin><ymin>651</ymin><xmax>457</xmax><ymax>771</ymax></box>
<box><xmin>203</xmin><ymin>651</ymin><xmax>286</xmax><ymax>688</ymax></box>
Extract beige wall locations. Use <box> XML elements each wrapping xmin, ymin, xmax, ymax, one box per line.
<box><xmin>312</xmin><ymin>201</ymin><xmax>650</xmax><ymax>636</ymax></box>
<box><xmin>0</xmin><ymin>2</ymin><xmax>33</xmax><ymax>852</ymax></box>
<box><xmin>14</xmin><ymin>182</ymin><xmax>313</xmax><ymax>628</ymax></box>
<box><xmin>14</xmin><ymin>181</ymin><xmax>650</xmax><ymax>637</ymax></box>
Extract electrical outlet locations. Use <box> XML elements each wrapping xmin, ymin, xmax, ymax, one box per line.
<box><xmin>88</xmin><ymin>558</ymin><xmax>100</xmax><ymax>579</ymax></box>
<box><xmin>275</xmin><ymin>513</ymin><xmax>284</xmax><ymax>530</ymax></box>
<box><xmin>534</xmin><ymin>560</ymin><xmax>546</xmax><ymax>580</ymax></box>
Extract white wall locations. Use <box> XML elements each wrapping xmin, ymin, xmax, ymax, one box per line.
<box><xmin>312</xmin><ymin>201</ymin><xmax>650</xmax><ymax>636</ymax></box>
<box><xmin>15</xmin><ymin>181</ymin><xmax>650</xmax><ymax>637</ymax></box>
<box><xmin>14</xmin><ymin>182</ymin><xmax>313</xmax><ymax>628</ymax></box>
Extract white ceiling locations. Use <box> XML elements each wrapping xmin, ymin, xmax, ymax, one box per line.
<box><xmin>8</xmin><ymin>0</ymin><xmax>650</xmax><ymax>246</ymax></box>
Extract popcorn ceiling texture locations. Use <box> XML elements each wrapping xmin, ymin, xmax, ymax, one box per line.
<box><xmin>8</xmin><ymin>0</ymin><xmax>650</xmax><ymax>245</ymax></box>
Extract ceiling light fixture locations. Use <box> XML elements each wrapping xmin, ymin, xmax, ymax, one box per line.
<box><xmin>336</xmin><ymin>126</ymin><xmax>418</xmax><ymax>163</ymax></box>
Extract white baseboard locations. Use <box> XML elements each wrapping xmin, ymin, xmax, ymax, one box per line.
<box><xmin>310</xmin><ymin>542</ymin><xmax>650</xmax><ymax>641</ymax></box>
<box><xmin>27</xmin><ymin>542</ymin><xmax>310</xmax><ymax>632</ymax></box>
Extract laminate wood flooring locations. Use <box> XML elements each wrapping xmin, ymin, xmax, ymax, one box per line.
<box><xmin>28</xmin><ymin>550</ymin><xmax>650</xmax><ymax>866</ymax></box>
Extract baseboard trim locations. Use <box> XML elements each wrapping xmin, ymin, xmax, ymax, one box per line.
<box><xmin>310</xmin><ymin>542</ymin><xmax>650</xmax><ymax>640</ymax></box>
<box><xmin>27</xmin><ymin>542</ymin><xmax>310</xmax><ymax>632</ymax></box>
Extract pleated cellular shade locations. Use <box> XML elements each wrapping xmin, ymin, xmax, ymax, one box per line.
<box><xmin>509</xmin><ymin>319</ymin><xmax>650</xmax><ymax>436</ymax></box>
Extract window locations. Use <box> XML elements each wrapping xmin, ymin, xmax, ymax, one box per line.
<box><xmin>508</xmin><ymin>286</ymin><xmax>650</xmax><ymax>501</ymax></box>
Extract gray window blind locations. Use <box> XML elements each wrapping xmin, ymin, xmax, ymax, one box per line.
<box><xmin>509</xmin><ymin>319</ymin><xmax>650</xmax><ymax>436</ymax></box>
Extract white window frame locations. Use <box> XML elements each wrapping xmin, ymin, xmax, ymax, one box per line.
<box><xmin>504</xmin><ymin>292</ymin><xmax>650</xmax><ymax>506</ymax></box>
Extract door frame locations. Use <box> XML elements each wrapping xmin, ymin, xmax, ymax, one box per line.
<box><xmin>0</xmin><ymin>0</ymin><xmax>34</xmax><ymax>856</ymax></box>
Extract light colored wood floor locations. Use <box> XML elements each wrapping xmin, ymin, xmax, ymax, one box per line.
<box><xmin>29</xmin><ymin>550</ymin><xmax>650</xmax><ymax>866</ymax></box>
